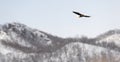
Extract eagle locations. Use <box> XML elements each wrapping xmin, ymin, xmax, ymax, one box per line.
<box><xmin>73</xmin><ymin>11</ymin><xmax>90</xmax><ymax>18</ymax></box>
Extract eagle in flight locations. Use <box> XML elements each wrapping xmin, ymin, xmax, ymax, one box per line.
<box><xmin>73</xmin><ymin>11</ymin><xmax>90</xmax><ymax>18</ymax></box>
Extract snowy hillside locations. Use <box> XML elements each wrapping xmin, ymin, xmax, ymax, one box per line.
<box><xmin>0</xmin><ymin>22</ymin><xmax>120</xmax><ymax>62</ymax></box>
<box><xmin>97</xmin><ymin>34</ymin><xmax>120</xmax><ymax>47</ymax></box>
<box><xmin>95</xmin><ymin>29</ymin><xmax>120</xmax><ymax>51</ymax></box>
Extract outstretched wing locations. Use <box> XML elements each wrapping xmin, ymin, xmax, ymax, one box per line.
<box><xmin>73</xmin><ymin>11</ymin><xmax>81</xmax><ymax>15</ymax></box>
<box><xmin>73</xmin><ymin>11</ymin><xmax>90</xmax><ymax>18</ymax></box>
<box><xmin>84</xmin><ymin>15</ymin><xmax>90</xmax><ymax>17</ymax></box>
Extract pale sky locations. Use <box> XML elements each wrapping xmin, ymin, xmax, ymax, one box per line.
<box><xmin>0</xmin><ymin>0</ymin><xmax>120</xmax><ymax>38</ymax></box>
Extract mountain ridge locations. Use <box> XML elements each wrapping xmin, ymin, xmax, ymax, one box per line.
<box><xmin>0</xmin><ymin>22</ymin><xmax>120</xmax><ymax>62</ymax></box>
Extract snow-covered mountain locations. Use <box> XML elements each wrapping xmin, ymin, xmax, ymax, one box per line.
<box><xmin>95</xmin><ymin>29</ymin><xmax>120</xmax><ymax>51</ymax></box>
<box><xmin>0</xmin><ymin>22</ymin><xmax>120</xmax><ymax>62</ymax></box>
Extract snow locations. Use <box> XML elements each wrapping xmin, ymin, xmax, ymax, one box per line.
<box><xmin>97</xmin><ymin>34</ymin><xmax>120</xmax><ymax>47</ymax></box>
<box><xmin>0</xmin><ymin>31</ymin><xmax>7</xmax><ymax>40</ymax></box>
<box><xmin>0</xmin><ymin>22</ymin><xmax>120</xmax><ymax>62</ymax></box>
<box><xmin>0</xmin><ymin>45</ymin><xmax>12</xmax><ymax>55</ymax></box>
<box><xmin>66</xmin><ymin>42</ymin><xmax>106</xmax><ymax>57</ymax></box>
<box><xmin>53</xmin><ymin>42</ymin><xmax>120</xmax><ymax>62</ymax></box>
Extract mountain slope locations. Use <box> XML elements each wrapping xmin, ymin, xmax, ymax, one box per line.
<box><xmin>95</xmin><ymin>29</ymin><xmax>120</xmax><ymax>51</ymax></box>
<box><xmin>0</xmin><ymin>22</ymin><xmax>53</xmax><ymax>53</ymax></box>
<box><xmin>0</xmin><ymin>22</ymin><xmax>120</xmax><ymax>62</ymax></box>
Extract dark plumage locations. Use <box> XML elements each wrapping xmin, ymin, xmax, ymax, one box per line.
<box><xmin>73</xmin><ymin>11</ymin><xmax>90</xmax><ymax>18</ymax></box>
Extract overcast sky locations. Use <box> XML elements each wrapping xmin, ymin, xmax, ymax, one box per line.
<box><xmin>0</xmin><ymin>0</ymin><xmax>120</xmax><ymax>38</ymax></box>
